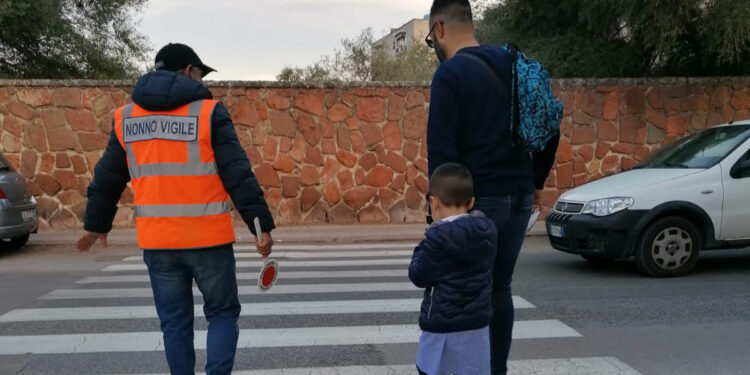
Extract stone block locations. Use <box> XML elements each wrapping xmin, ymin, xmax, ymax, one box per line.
<box><xmin>360</xmin><ymin>122</ymin><xmax>384</xmax><ymax>145</ymax></box>
<box><xmin>356</xmin><ymin>97</ymin><xmax>386</xmax><ymax>123</ymax></box>
<box><xmin>294</xmin><ymin>93</ymin><xmax>325</xmax><ymax>117</ymax></box>
<box><xmin>383</xmin><ymin>122</ymin><xmax>402</xmax><ymax>150</ymax></box>
<box><xmin>53</xmin><ymin>88</ymin><xmax>84</xmax><ymax>108</ymax></box>
<box><xmin>327</xmin><ymin>103</ymin><xmax>351</xmax><ymax>122</ymax></box>
<box><xmin>358</xmin><ymin>205</ymin><xmax>389</xmax><ymax>223</ymax></box>
<box><xmin>281</xmin><ymin>176</ymin><xmax>300</xmax><ymax>198</ymax></box>
<box><xmin>343</xmin><ymin>187</ymin><xmax>377</xmax><ymax>211</ymax></box>
<box><xmin>365</xmin><ymin>165</ymin><xmax>394</xmax><ymax>187</ymax></box>
<box><xmin>298</xmin><ymin>114</ymin><xmax>321</xmax><ymax>146</ymax></box>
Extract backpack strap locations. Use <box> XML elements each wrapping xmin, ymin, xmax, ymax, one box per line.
<box><xmin>506</xmin><ymin>44</ymin><xmax>522</xmax><ymax>149</ymax></box>
<box><xmin>456</xmin><ymin>52</ymin><xmax>511</xmax><ymax>97</ymax></box>
<box><xmin>457</xmin><ymin>50</ymin><xmax>522</xmax><ymax>150</ymax></box>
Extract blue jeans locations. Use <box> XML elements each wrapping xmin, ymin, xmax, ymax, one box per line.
<box><xmin>473</xmin><ymin>194</ymin><xmax>534</xmax><ymax>375</ymax></box>
<box><xmin>143</xmin><ymin>245</ymin><xmax>241</xmax><ymax>375</ymax></box>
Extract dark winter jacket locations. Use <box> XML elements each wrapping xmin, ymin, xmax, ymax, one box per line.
<box><xmin>409</xmin><ymin>211</ymin><xmax>498</xmax><ymax>333</ymax></box>
<box><xmin>83</xmin><ymin>70</ymin><xmax>275</xmax><ymax>238</ymax></box>
<box><xmin>427</xmin><ymin>45</ymin><xmax>560</xmax><ymax>196</ymax></box>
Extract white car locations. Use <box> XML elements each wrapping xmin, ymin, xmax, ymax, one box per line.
<box><xmin>547</xmin><ymin>120</ymin><xmax>750</xmax><ymax>277</ymax></box>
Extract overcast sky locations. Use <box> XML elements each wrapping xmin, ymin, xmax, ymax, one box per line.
<box><xmin>138</xmin><ymin>0</ymin><xmax>433</xmax><ymax>81</ymax></box>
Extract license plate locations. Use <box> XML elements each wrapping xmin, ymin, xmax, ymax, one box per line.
<box><xmin>21</xmin><ymin>209</ymin><xmax>36</xmax><ymax>221</ymax></box>
<box><xmin>549</xmin><ymin>225</ymin><xmax>565</xmax><ymax>238</ymax></box>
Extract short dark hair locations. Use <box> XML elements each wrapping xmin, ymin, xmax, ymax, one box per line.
<box><xmin>429</xmin><ymin>163</ymin><xmax>474</xmax><ymax>207</ymax></box>
<box><xmin>430</xmin><ymin>0</ymin><xmax>473</xmax><ymax>24</ymax></box>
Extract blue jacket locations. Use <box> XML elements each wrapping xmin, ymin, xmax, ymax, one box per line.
<box><xmin>83</xmin><ymin>70</ymin><xmax>275</xmax><ymax>237</ymax></box>
<box><xmin>409</xmin><ymin>211</ymin><xmax>498</xmax><ymax>333</ymax></box>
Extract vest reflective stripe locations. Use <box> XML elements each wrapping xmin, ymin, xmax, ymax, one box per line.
<box><xmin>131</xmin><ymin>175</ymin><xmax>228</xmax><ymax>206</ymax></box>
<box><xmin>114</xmin><ymin>99</ymin><xmax>235</xmax><ymax>250</ymax></box>
<box><xmin>134</xmin><ymin>201</ymin><xmax>231</xmax><ymax>218</ymax></box>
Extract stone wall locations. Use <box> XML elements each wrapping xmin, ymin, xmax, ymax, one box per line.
<box><xmin>0</xmin><ymin>78</ymin><xmax>748</xmax><ymax>229</ymax></box>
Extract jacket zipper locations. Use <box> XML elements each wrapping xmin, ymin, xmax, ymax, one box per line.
<box><xmin>427</xmin><ymin>286</ymin><xmax>435</xmax><ymax>319</ymax></box>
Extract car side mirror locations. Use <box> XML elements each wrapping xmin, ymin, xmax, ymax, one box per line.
<box><xmin>731</xmin><ymin>159</ymin><xmax>750</xmax><ymax>179</ymax></box>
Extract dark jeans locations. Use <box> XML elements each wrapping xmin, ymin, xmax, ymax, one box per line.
<box><xmin>473</xmin><ymin>194</ymin><xmax>534</xmax><ymax>375</ymax></box>
<box><xmin>143</xmin><ymin>245</ymin><xmax>241</xmax><ymax>375</ymax></box>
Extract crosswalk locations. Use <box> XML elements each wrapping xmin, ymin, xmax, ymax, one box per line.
<box><xmin>0</xmin><ymin>243</ymin><xmax>641</xmax><ymax>374</ymax></box>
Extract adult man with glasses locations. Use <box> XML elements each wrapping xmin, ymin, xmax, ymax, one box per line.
<box><xmin>424</xmin><ymin>1</ymin><xmax>560</xmax><ymax>374</ymax></box>
<box><xmin>76</xmin><ymin>43</ymin><xmax>275</xmax><ymax>375</ymax></box>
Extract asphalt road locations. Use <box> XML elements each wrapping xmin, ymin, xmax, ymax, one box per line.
<box><xmin>1</xmin><ymin>236</ymin><xmax>749</xmax><ymax>374</ymax></box>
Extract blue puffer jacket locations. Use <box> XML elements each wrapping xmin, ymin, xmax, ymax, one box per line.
<box><xmin>409</xmin><ymin>211</ymin><xmax>498</xmax><ymax>333</ymax></box>
<box><xmin>84</xmin><ymin>70</ymin><xmax>275</xmax><ymax>237</ymax></box>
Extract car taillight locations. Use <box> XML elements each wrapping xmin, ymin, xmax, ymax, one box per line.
<box><xmin>0</xmin><ymin>187</ymin><xmax>6</xmax><ymax>199</ymax></box>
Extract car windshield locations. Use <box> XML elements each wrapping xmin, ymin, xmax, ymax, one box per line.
<box><xmin>0</xmin><ymin>154</ymin><xmax>13</xmax><ymax>171</ymax></box>
<box><xmin>636</xmin><ymin>125</ymin><xmax>750</xmax><ymax>169</ymax></box>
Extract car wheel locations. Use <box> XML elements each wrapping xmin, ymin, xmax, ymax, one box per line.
<box><xmin>0</xmin><ymin>233</ymin><xmax>30</xmax><ymax>251</ymax></box>
<box><xmin>635</xmin><ymin>217</ymin><xmax>701</xmax><ymax>277</ymax></box>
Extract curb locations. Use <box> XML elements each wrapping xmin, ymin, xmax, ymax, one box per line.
<box><xmin>28</xmin><ymin>222</ymin><xmax>548</xmax><ymax>247</ymax></box>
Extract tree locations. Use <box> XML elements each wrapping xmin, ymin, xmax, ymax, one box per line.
<box><xmin>276</xmin><ymin>28</ymin><xmax>438</xmax><ymax>82</ymax></box>
<box><xmin>470</xmin><ymin>0</ymin><xmax>496</xmax><ymax>17</ymax></box>
<box><xmin>477</xmin><ymin>0</ymin><xmax>750</xmax><ymax>78</ymax></box>
<box><xmin>277</xmin><ymin>64</ymin><xmax>333</xmax><ymax>83</ymax></box>
<box><xmin>372</xmin><ymin>40</ymin><xmax>438</xmax><ymax>82</ymax></box>
<box><xmin>0</xmin><ymin>0</ymin><xmax>151</xmax><ymax>79</ymax></box>
<box><xmin>328</xmin><ymin>28</ymin><xmax>377</xmax><ymax>81</ymax></box>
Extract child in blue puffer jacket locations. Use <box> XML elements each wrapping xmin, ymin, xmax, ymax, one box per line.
<box><xmin>409</xmin><ymin>163</ymin><xmax>499</xmax><ymax>375</ymax></box>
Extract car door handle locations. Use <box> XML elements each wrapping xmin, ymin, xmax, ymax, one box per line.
<box><xmin>701</xmin><ymin>190</ymin><xmax>714</xmax><ymax>194</ymax></box>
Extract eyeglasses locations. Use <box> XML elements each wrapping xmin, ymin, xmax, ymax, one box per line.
<box><xmin>425</xmin><ymin>22</ymin><xmax>441</xmax><ymax>48</ymax></box>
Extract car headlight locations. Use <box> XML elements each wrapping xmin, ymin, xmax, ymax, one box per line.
<box><xmin>581</xmin><ymin>197</ymin><xmax>634</xmax><ymax>217</ymax></box>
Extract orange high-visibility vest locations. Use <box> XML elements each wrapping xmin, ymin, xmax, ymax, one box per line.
<box><xmin>113</xmin><ymin>99</ymin><xmax>235</xmax><ymax>250</ymax></box>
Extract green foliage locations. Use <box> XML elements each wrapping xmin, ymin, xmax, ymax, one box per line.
<box><xmin>276</xmin><ymin>64</ymin><xmax>333</xmax><ymax>83</ymax></box>
<box><xmin>372</xmin><ymin>40</ymin><xmax>438</xmax><ymax>82</ymax></box>
<box><xmin>277</xmin><ymin>28</ymin><xmax>438</xmax><ymax>82</ymax></box>
<box><xmin>477</xmin><ymin>0</ymin><xmax>750</xmax><ymax>77</ymax></box>
<box><xmin>328</xmin><ymin>28</ymin><xmax>376</xmax><ymax>81</ymax></box>
<box><xmin>0</xmin><ymin>0</ymin><xmax>151</xmax><ymax>79</ymax></box>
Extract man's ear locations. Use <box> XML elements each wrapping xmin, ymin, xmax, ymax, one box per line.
<box><xmin>181</xmin><ymin>65</ymin><xmax>193</xmax><ymax>77</ymax></box>
<box><xmin>467</xmin><ymin>197</ymin><xmax>475</xmax><ymax>211</ymax></box>
<box><xmin>429</xmin><ymin>195</ymin><xmax>440</xmax><ymax>211</ymax></box>
<box><xmin>435</xmin><ymin>21</ymin><xmax>445</xmax><ymax>40</ymax></box>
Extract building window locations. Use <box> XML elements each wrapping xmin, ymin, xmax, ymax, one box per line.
<box><xmin>395</xmin><ymin>32</ymin><xmax>406</xmax><ymax>53</ymax></box>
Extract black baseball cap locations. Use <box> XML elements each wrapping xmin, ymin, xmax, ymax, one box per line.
<box><xmin>154</xmin><ymin>43</ymin><xmax>216</xmax><ymax>77</ymax></box>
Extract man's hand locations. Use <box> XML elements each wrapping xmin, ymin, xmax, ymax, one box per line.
<box><xmin>256</xmin><ymin>232</ymin><xmax>273</xmax><ymax>258</ymax></box>
<box><xmin>76</xmin><ymin>231</ymin><xmax>108</xmax><ymax>253</ymax></box>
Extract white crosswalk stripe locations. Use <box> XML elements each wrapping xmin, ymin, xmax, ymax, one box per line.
<box><xmin>42</xmin><ymin>282</ymin><xmax>420</xmax><ymax>299</ymax></box>
<box><xmin>0</xmin><ymin>298</ymin><xmax>537</xmax><ymax>322</ymax></box>
<box><xmin>0</xmin><ymin>244</ymin><xmax>641</xmax><ymax>374</ymax></box>
<box><xmin>122</xmin><ymin>250</ymin><xmax>415</xmax><ymax>261</ymax></box>
<box><xmin>0</xmin><ymin>321</ymin><xmax>581</xmax><ymax>355</ymax></box>
<box><xmin>233</xmin><ymin>243</ymin><xmax>417</xmax><ymax>251</ymax></box>
<box><xmin>77</xmin><ymin>269</ymin><xmax>409</xmax><ymax>283</ymax></box>
<box><xmin>104</xmin><ymin>258</ymin><xmax>411</xmax><ymax>271</ymax></box>
<box><xmin>120</xmin><ymin>357</ymin><xmax>642</xmax><ymax>375</ymax></box>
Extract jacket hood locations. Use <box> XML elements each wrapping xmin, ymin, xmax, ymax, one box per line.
<box><xmin>131</xmin><ymin>70</ymin><xmax>213</xmax><ymax>111</ymax></box>
<box><xmin>428</xmin><ymin>211</ymin><xmax>497</xmax><ymax>262</ymax></box>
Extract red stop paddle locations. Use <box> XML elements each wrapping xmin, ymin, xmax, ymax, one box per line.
<box><xmin>258</xmin><ymin>259</ymin><xmax>279</xmax><ymax>292</ymax></box>
<box><xmin>254</xmin><ymin>218</ymin><xmax>278</xmax><ymax>292</ymax></box>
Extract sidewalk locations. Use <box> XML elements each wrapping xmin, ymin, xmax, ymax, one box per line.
<box><xmin>29</xmin><ymin>222</ymin><xmax>548</xmax><ymax>247</ymax></box>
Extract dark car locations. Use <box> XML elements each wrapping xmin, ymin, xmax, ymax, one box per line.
<box><xmin>0</xmin><ymin>153</ymin><xmax>38</xmax><ymax>250</ymax></box>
